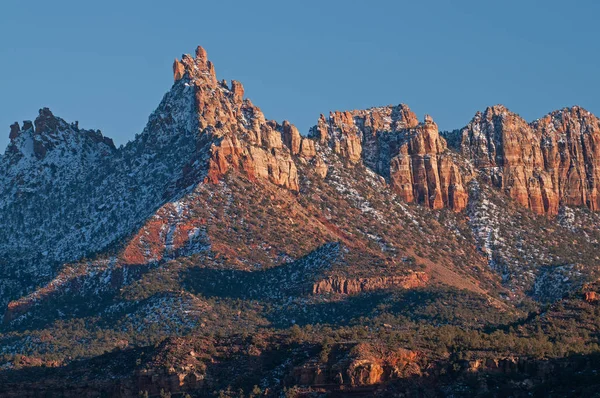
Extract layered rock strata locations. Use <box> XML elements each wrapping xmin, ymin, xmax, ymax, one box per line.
<box><xmin>312</xmin><ymin>272</ymin><xmax>429</xmax><ymax>295</ymax></box>
<box><xmin>310</xmin><ymin>106</ymin><xmax>470</xmax><ymax>210</ymax></box>
<box><xmin>456</xmin><ymin>105</ymin><xmax>600</xmax><ymax>215</ymax></box>
<box><xmin>172</xmin><ymin>46</ymin><xmax>317</xmax><ymax>192</ymax></box>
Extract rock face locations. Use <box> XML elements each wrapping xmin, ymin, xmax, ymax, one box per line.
<box><xmin>8</xmin><ymin>122</ymin><xmax>19</xmax><ymax>140</ymax></box>
<box><xmin>293</xmin><ymin>344</ymin><xmax>420</xmax><ymax>388</ymax></box>
<box><xmin>173</xmin><ymin>58</ymin><xmax>185</xmax><ymax>81</ymax></box>
<box><xmin>312</xmin><ymin>272</ymin><xmax>429</xmax><ymax>295</ymax></box>
<box><xmin>455</xmin><ymin>105</ymin><xmax>600</xmax><ymax>215</ymax></box>
<box><xmin>346</xmin><ymin>359</ymin><xmax>384</xmax><ymax>386</ymax></box>
<box><xmin>310</xmin><ymin>105</ymin><xmax>470</xmax><ymax>210</ymax></box>
<box><xmin>6</xmin><ymin>108</ymin><xmax>116</xmax><ymax>161</ymax></box>
<box><xmin>172</xmin><ymin>47</ymin><xmax>309</xmax><ymax>192</ymax></box>
<box><xmin>585</xmin><ymin>291</ymin><xmax>599</xmax><ymax>303</ymax></box>
<box><xmin>533</xmin><ymin>106</ymin><xmax>600</xmax><ymax>213</ymax></box>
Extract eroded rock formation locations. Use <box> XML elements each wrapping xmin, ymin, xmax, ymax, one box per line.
<box><xmin>585</xmin><ymin>291</ymin><xmax>599</xmax><ymax>303</ymax></box>
<box><xmin>5</xmin><ymin>108</ymin><xmax>116</xmax><ymax>161</ymax></box>
<box><xmin>456</xmin><ymin>105</ymin><xmax>600</xmax><ymax>215</ymax></box>
<box><xmin>312</xmin><ymin>272</ymin><xmax>429</xmax><ymax>295</ymax></box>
<box><xmin>310</xmin><ymin>105</ymin><xmax>470</xmax><ymax>210</ymax></box>
<box><xmin>172</xmin><ymin>46</ymin><xmax>310</xmax><ymax>191</ymax></box>
<box><xmin>293</xmin><ymin>343</ymin><xmax>421</xmax><ymax>388</ymax></box>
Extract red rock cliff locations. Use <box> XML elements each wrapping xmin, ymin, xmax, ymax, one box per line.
<box><xmin>173</xmin><ymin>46</ymin><xmax>310</xmax><ymax>191</ymax></box>
<box><xmin>458</xmin><ymin>105</ymin><xmax>600</xmax><ymax>215</ymax></box>
<box><xmin>310</xmin><ymin>105</ymin><xmax>470</xmax><ymax>211</ymax></box>
<box><xmin>312</xmin><ymin>272</ymin><xmax>429</xmax><ymax>295</ymax></box>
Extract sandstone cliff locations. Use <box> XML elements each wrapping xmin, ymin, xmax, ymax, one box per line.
<box><xmin>172</xmin><ymin>48</ymin><xmax>473</xmax><ymax>212</ymax></box>
<box><xmin>312</xmin><ymin>272</ymin><xmax>429</xmax><ymax>295</ymax></box>
<box><xmin>172</xmin><ymin>47</ymin><xmax>313</xmax><ymax>192</ymax></box>
<box><xmin>455</xmin><ymin>105</ymin><xmax>600</xmax><ymax>215</ymax></box>
<box><xmin>293</xmin><ymin>343</ymin><xmax>421</xmax><ymax>388</ymax></box>
<box><xmin>309</xmin><ymin>105</ymin><xmax>470</xmax><ymax>210</ymax></box>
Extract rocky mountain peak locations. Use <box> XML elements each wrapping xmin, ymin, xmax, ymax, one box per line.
<box><xmin>34</xmin><ymin>107</ymin><xmax>63</xmax><ymax>135</ymax></box>
<box><xmin>168</xmin><ymin>45</ymin><xmax>311</xmax><ymax>191</ymax></box>
<box><xmin>195</xmin><ymin>45</ymin><xmax>208</xmax><ymax>62</ymax></box>
<box><xmin>307</xmin><ymin>104</ymin><xmax>470</xmax><ymax>211</ymax></box>
<box><xmin>230</xmin><ymin>80</ymin><xmax>244</xmax><ymax>104</ymax></box>
<box><xmin>4</xmin><ymin>109</ymin><xmax>115</xmax><ymax>160</ymax></box>
<box><xmin>394</xmin><ymin>104</ymin><xmax>420</xmax><ymax>129</ymax></box>
<box><xmin>483</xmin><ymin>104</ymin><xmax>511</xmax><ymax>118</ymax></box>
<box><xmin>172</xmin><ymin>45</ymin><xmax>217</xmax><ymax>84</ymax></box>
<box><xmin>533</xmin><ymin>105</ymin><xmax>600</xmax><ymax>135</ymax></box>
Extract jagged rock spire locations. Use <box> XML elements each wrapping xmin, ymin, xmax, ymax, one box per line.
<box><xmin>34</xmin><ymin>107</ymin><xmax>61</xmax><ymax>134</ymax></box>
<box><xmin>9</xmin><ymin>122</ymin><xmax>20</xmax><ymax>140</ymax></box>
<box><xmin>172</xmin><ymin>45</ymin><xmax>216</xmax><ymax>83</ymax></box>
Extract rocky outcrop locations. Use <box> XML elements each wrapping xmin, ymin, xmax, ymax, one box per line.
<box><xmin>310</xmin><ymin>106</ymin><xmax>470</xmax><ymax>210</ymax></box>
<box><xmin>533</xmin><ymin>106</ymin><xmax>600</xmax><ymax>213</ymax></box>
<box><xmin>6</xmin><ymin>108</ymin><xmax>116</xmax><ymax>161</ymax></box>
<box><xmin>345</xmin><ymin>359</ymin><xmax>384</xmax><ymax>386</ymax></box>
<box><xmin>172</xmin><ymin>46</ymin><xmax>306</xmax><ymax>191</ymax></box>
<box><xmin>230</xmin><ymin>80</ymin><xmax>244</xmax><ymax>104</ymax></box>
<box><xmin>206</xmin><ymin>133</ymin><xmax>300</xmax><ymax>191</ymax></box>
<box><xmin>314</xmin><ymin>157</ymin><xmax>328</xmax><ymax>178</ymax></box>
<box><xmin>312</xmin><ymin>272</ymin><xmax>428</xmax><ymax>295</ymax></box>
<box><xmin>282</xmin><ymin>121</ymin><xmax>303</xmax><ymax>155</ymax></box>
<box><xmin>173</xmin><ymin>58</ymin><xmax>185</xmax><ymax>81</ymax></box>
<box><xmin>34</xmin><ymin>107</ymin><xmax>61</xmax><ymax>135</ymax></box>
<box><xmin>307</xmin><ymin>102</ymin><xmax>600</xmax><ymax>215</ymax></box>
<box><xmin>389</xmin><ymin>115</ymin><xmax>469</xmax><ymax>210</ymax></box>
<box><xmin>584</xmin><ymin>291</ymin><xmax>599</xmax><ymax>303</ymax></box>
<box><xmin>310</xmin><ymin>106</ymin><xmax>419</xmax><ymax>166</ymax></box>
<box><xmin>9</xmin><ymin>122</ymin><xmax>19</xmax><ymax>140</ymax></box>
<box><xmin>293</xmin><ymin>344</ymin><xmax>420</xmax><ymax>388</ymax></box>
<box><xmin>456</xmin><ymin>105</ymin><xmax>600</xmax><ymax>215</ymax></box>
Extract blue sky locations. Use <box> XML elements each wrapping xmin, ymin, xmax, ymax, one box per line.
<box><xmin>1</xmin><ymin>0</ymin><xmax>599</xmax><ymax>149</ymax></box>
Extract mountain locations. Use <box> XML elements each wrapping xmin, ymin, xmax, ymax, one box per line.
<box><xmin>0</xmin><ymin>46</ymin><xmax>599</xmax><ymax>397</ymax></box>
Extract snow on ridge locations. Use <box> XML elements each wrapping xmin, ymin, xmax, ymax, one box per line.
<box><xmin>0</xmin><ymin>78</ymin><xmax>201</xmax><ymax>308</ymax></box>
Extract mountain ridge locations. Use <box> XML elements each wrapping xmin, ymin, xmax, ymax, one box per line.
<box><xmin>2</xmin><ymin>45</ymin><xmax>600</xmax><ymax>396</ymax></box>
<box><xmin>2</xmin><ymin>45</ymin><xmax>599</xmax><ymax>311</ymax></box>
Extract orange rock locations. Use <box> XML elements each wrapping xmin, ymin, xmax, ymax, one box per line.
<box><xmin>173</xmin><ymin>59</ymin><xmax>185</xmax><ymax>81</ymax></box>
<box><xmin>173</xmin><ymin>45</ymin><xmax>301</xmax><ymax>192</ymax></box>
<box><xmin>312</xmin><ymin>273</ymin><xmax>428</xmax><ymax>295</ymax></box>
<box><xmin>299</xmin><ymin>138</ymin><xmax>316</xmax><ymax>158</ymax></box>
<box><xmin>195</xmin><ymin>45</ymin><xmax>207</xmax><ymax>62</ymax></box>
<box><xmin>347</xmin><ymin>359</ymin><xmax>384</xmax><ymax>386</ymax></box>
<box><xmin>585</xmin><ymin>291</ymin><xmax>598</xmax><ymax>302</ymax></box>
<box><xmin>314</xmin><ymin>114</ymin><xmax>329</xmax><ymax>143</ymax></box>
<box><xmin>311</xmin><ymin>106</ymin><xmax>470</xmax><ymax>211</ymax></box>
<box><xmin>282</xmin><ymin>121</ymin><xmax>302</xmax><ymax>155</ymax></box>
<box><xmin>314</xmin><ymin>157</ymin><xmax>328</xmax><ymax>178</ymax></box>
<box><xmin>458</xmin><ymin>105</ymin><xmax>600</xmax><ymax>215</ymax></box>
<box><xmin>230</xmin><ymin>80</ymin><xmax>244</xmax><ymax>104</ymax></box>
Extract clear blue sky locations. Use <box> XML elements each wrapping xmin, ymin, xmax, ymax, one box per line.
<box><xmin>1</xmin><ymin>0</ymin><xmax>599</xmax><ymax>149</ymax></box>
